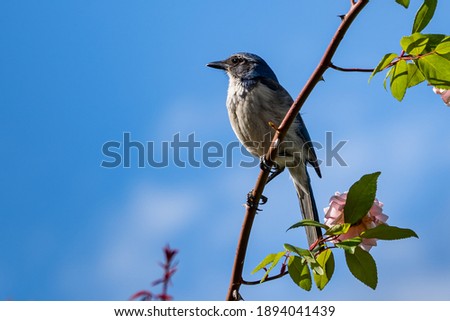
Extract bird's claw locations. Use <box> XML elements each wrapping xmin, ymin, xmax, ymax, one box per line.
<box><xmin>246</xmin><ymin>190</ymin><xmax>268</xmax><ymax>211</ymax></box>
<box><xmin>259</xmin><ymin>156</ymin><xmax>271</xmax><ymax>171</ymax></box>
<box><xmin>260</xmin><ymin>156</ymin><xmax>285</xmax><ymax>184</ymax></box>
<box><xmin>259</xmin><ymin>156</ymin><xmax>280</xmax><ymax>174</ymax></box>
<box><xmin>260</xmin><ymin>194</ymin><xmax>268</xmax><ymax>205</ymax></box>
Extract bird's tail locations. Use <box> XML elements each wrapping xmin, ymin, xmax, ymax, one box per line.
<box><xmin>288</xmin><ymin>165</ymin><xmax>322</xmax><ymax>247</ymax></box>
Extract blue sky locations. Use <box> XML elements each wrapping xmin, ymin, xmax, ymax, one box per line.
<box><xmin>1</xmin><ymin>0</ymin><xmax>450</xmax><ymax>300</ymax></box>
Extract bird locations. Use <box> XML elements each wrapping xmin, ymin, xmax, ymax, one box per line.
<box><xmin>207</xmin><ymin>52</ymin><xmax>322</xmax><ymax>247</ymax></box>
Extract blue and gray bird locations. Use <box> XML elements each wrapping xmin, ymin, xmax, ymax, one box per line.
<box><xmin>207</xmin><ymin>52</ymin><xmax>322</xmax><ymax>247</ymax></box>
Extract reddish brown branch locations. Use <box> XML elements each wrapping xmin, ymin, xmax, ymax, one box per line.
<box><xmin>226</xmin><ymin>0</ymin><xmax>369</xmax><ymax>301</ymax></box>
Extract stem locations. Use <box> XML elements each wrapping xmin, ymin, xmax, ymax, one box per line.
<box><xmin>226</xmin><ymin>0</ymin><xmax>369</xmax><ymax>301</ymax></box>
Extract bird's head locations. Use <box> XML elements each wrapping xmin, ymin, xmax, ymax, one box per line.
<box><xmin>207</xmin><ymin>52</ymin><xmax>278</xmax><ymax>83</ymax></box>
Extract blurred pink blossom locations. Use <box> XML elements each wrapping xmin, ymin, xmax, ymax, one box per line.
<box><xmin>433</xmin><ymin>87</ymin><xmax>450</xmax><ymax>107</ymax></box>
<box><xmin>324</xmin><ymin>192</ymin><xmax>389</xmax><ymax>251</ymax></box>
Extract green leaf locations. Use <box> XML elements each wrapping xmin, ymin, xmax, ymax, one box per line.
<box><xmin>400</xmin><ymin>33</ymin><xmax>429</xmax><ymax>55</ymax></box>
<box><xmin>416</xmin><ymin>53</ymin><xmax>450</xmax><ymax>89</ymax></box>
<box><xmin>310</xmin><ymin>259</ymin><xmax>324</xmax><ymax>276</ymax></box>
<box><xmin>288</xmin><ymin>256</ymin><xmax>312</xmax><ymax>291</ymax></box>
<box><xmin>384</xmin><ymin>67</ymin><xmax>394</xmax><ymax>90</ymax></box>
<box><xmin>344</xmin><ymin>172</ymin><xmax>381</xmax><ymax>225</ymax></box>
<box><xmin>390</xmin><ymin>59</ymin><xmax>409</xmax><ymax>101</ymax></box>
<box><xmin>287</xmin><ymin>219</ymin><xmax>329</xmax><ymax>232</ymax></box>
<box><xmin>406</xmin><ymin>63</ymin><xmax>426</xmax><ymax>88</ymax></box>
<box><xmin>345</xmin><ymin>246</ymin><xmax>378</xmax><ymax>290</ymax></box>
<box><xmin>335</xmin><ymin>237</ymin><xmax>362</xmax><ymax>254</ymax></box>
<box><xmin>401</xmin><ymin>33</ymin><xmax>447</xmax><ymax>55</ymax></box>
<box><xmin>325</xmin><ymin>223</ymin><xmax>350</xmax><ymax>236</ymax></box>
<box><xmin>284</xmin><ymin>243</ymin><xmax>309</xmax><ymax>257</ymax></box>
<box><xmin>412</xmin><ymin>0</ymin><xmax>437</xmax><ymax>33</ymax></box>
<box><xmin>251</xmin><ymin>251</ymin><xmax>286</xmax><ymax>282</ymax></box>
<box><xmin>313</xmin><ymin>249</ymin><xmax>335</xmax><ymax>290</ymax></box>
<box><xmin>361</xmin><ymin>224</ymin><xmax>419</xmax><ymax>240</ymax></box>
<box><xmin>284</xmin><ymin>243</ymin><xmax>323</xmax><ymax>275</ymax></box>
<box><xmin>395</xmin><ymin>0</ymin><xmax>409</xmax><ymax>9</ymax></box>
<box><xmin>436</xmin><ymin>37</ymin><xmax>450</xmax><ymax>55</ymax></box>
<box><xmin>283</xmin><ymin>243</ymin><xmax>318</xmax><ymax>264</ymax></box>
<box><xmin>369</xmin><ymin>53</ymin><xmax>397</xmax><ymax>82</ymax></box>
<box><xmin>422</xmin><ymin>34</ymin><xmax>447</xmax><ymax>51</ymax></box>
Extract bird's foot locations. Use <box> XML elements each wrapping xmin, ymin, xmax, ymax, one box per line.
<box><xmin>259</xmin><ymin>155</ymin><xmax>273</xmax><ymax>172</ymax></box>
<box><xmin>246</xmin><ymin>190</ymin><xmax>268</xmax><ymax>212</ymax></box>
<box><xmin>259</xmin><ymin>156</ymin><xmax>285</xmax><ymax>184</ymax></box>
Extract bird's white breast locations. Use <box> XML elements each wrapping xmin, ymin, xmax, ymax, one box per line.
<box><xmin>226</xmin><ymin>78</ymin><xmax>280</xmax><ymax>157</ymax></box>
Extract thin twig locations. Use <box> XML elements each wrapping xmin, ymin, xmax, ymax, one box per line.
<box><xmin>226</xmin><ymin>0</ymin><xmax>369</xmax><ymax>301</ymax></box>
<box><xmin>242</xmin><ymin>271</ymin><xmax>289</xmax><ymax>285</ymax></box>
<box><xmin>329</xmin><ymin>63</ymin><xmax>374</xmax><ymax>73</ymax></box>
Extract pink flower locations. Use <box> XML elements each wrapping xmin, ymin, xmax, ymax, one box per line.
<box><xmin>324</xmin><ymin>192</ymin><xmax>389</xmax><ymax>251</ymax></box>
<box><xmin>433</xmin><ymin>87</ymin><xmax>450</xmax><ymax>107</ymax></box>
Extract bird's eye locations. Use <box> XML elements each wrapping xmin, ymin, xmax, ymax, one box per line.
<box><xmin>231</xmin><ymin>57</ymin><xmax>244</xmax><ymax>64</ymax></box>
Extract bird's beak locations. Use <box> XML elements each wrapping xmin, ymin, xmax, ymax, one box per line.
<box><xmin>206</xmin><ymin>60</ymin><xmax>228</xmax><ymax>70</ymax></box>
